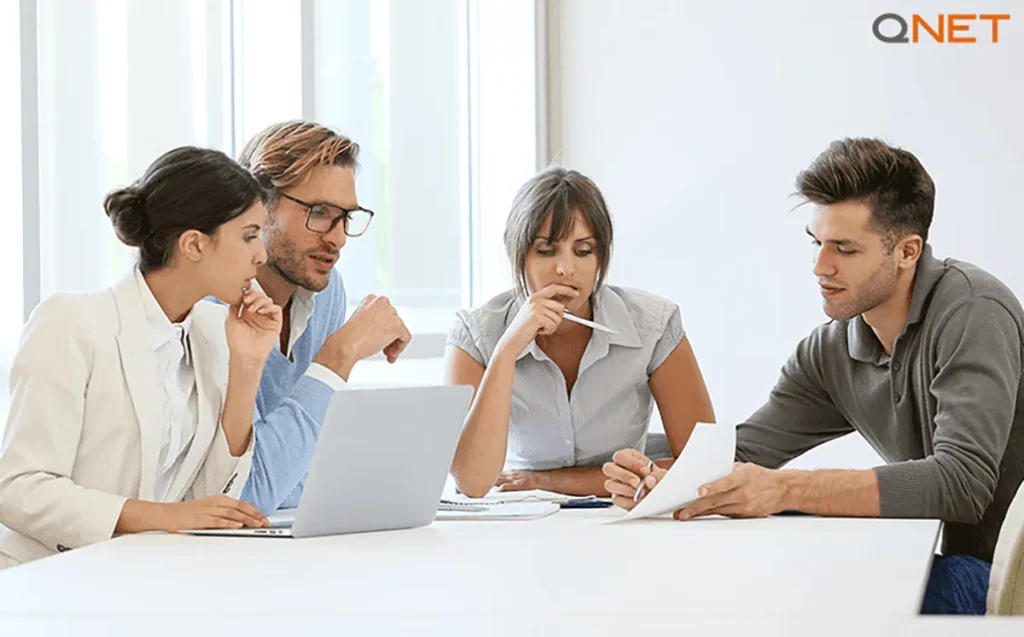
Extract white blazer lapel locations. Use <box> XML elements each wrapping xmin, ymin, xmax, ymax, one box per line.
<box><xmin>111</xmin><ymin>273</ymin><xmax>163</xmax><ymax>502</ymax></box>
<box><xmin>164</xmin><ymin>307</ymin><xmax>227</xmax><ymax>502</ymax></box>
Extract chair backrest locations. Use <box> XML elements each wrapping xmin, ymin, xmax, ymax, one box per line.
<box><xmin>988</xmin><ymin>480</ymin><xmax>1024</xmax><ymax>614</ymax></box>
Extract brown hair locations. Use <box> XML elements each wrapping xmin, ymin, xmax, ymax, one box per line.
<box><xmin>237</xmin><ymin>120</ymin><xmax>360</xmax><ymax>208</ymax></box>
<box><xmin>104</xmin><ymin>146</ymin><xmax>266</xmax><ymax>273</ymax></box>
<box><xmin>795</xmin><ymin>138</ymin><xmax>935</xmax><ymax>248</ymax></box>
<box><xmin>504</xmin><ymin>165</ymin><xmax>614</xmax><ymax>297</ymax></box>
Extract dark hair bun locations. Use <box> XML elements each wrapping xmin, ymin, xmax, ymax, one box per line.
<box><xmin>104</xmin><ymin>186</ymin><xmax>151</xmax><ymax>248</ymax></box>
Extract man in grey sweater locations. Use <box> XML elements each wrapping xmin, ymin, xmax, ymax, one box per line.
<box><xmin>603</xmin><ymin>138</ymin><xmax>1024</xmax><ymax>615</ymax></box>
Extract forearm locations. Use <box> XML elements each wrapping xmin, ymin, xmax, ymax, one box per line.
<box><xmin>221</xmin><ymin>357</ymin><xmax>265</xmax><ymax>456</ymax></box>
<box><xmin>451</xmin><ymin>351</ymin><xmax>518</xmax><ymax>497</ymax></box>
<box><xmin>114</xmin><ymin>499</ymin><xmax>169</xmax><ymax>534</ymax></box>
<box><xmin>536</xmin><ymin>466</ymin><xmax>611</xmax><ymax>497</ymax></box>
<box><xmin>312</xmin><ymin>343</ymin><xmax>357</xmax><ymax>382</ymax></box>
<box><xmin>779</xmin><ymin>469</ymin><xmax>881</xmax><ymax>517</ymax></box>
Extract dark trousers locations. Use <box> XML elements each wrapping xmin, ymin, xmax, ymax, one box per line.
<box><xmin>920</xmin><ymin>554</ymin><xmax>991</xmax><ymax>615</ymax></box>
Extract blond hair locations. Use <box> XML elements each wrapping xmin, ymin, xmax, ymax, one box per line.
<box><xmin>237</xmin><ymin>120</ymin><xmax>360</xmax><ymax>205</ymax></box>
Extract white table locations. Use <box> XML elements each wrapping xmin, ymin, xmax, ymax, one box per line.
<box><xmin>0</xmin><ymin>508</ymin><xmax>940</xmax><ymax>627</ymax></box>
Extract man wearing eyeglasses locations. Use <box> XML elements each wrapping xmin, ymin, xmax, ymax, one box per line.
<box><xmin>233</xmin><ymin>120</ymin><xmax>413</xmax><ymax>514</ymax></box>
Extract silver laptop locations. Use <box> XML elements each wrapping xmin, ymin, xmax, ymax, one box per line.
<box><xmin>182</xmin><ymin>384</ymin><xmax>472</xmax><ymax>538</ymax></box>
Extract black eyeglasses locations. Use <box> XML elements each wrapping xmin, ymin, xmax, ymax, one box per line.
<box><xmin>278</xmin><ymin>192</ymin><xmax>375</xmax><ymax>237</ymax></box>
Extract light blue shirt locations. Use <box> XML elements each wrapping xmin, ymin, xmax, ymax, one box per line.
<box><xmin>447</xmin><ymin>285</ymin><xmax>685</xmax><ymax>470</ymax></box>
<box><xmin>212</xmin><ymin>269</ymin><xmax>348</xmax><ymax>514</ymax></box>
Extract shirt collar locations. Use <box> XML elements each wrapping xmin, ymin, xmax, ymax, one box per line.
<box><xmin>281</xmin><ymin>285</ymin><xmax>319</xmax><ymax>360</ymax></box>
<box><xmin>134</xmin><ymin>267</ymin><xmax>193</xmax><ymax>352</ymax></box>
<box><xmin>291</xmin><ymin>285</ymin><xmax>317</xmax><ymax>314</ymax></box>
<box><xmin>846</xmin><ymin>244</ymin><xmax>945</xmax><ymax>365</ymax></box>
<box><xmin>846</xmin><ymin>315</ymin><xmax>886</xmax><ymax>365</ymax></box>
<box><xmin>905</xmin><ymin>244</ymin><xmax>946</xmax><ymax>326</ymax></box>
<box><xmin>512</xmin><ymin>286</ymin><xmax>643</xmax><ymax>362</ymax></box>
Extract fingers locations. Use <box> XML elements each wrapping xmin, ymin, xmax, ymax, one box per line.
<box><xmin>380</xmin><ymin>318</ymin><xmax>412</xmax><ymax>363</ymax></box>
<box><xmin>611</xmin><ymin>494</ymin><xmax>638</xmax><ymax>511</ymax></box>
<box><xmin>358</xmin><ymin>294</ymin><xmax>388</xmax><ymax>316</ymax></box>
<box><xmin>605</xmin><ymin>478</ymin><xmax>639</xmax><ymax>500</ymax></box>
<box><xmin>537</xmin><ymin>298</ymin><xmax>567</xmax><ymax>314</ymax></box>
<box><xmin>237</xmin><ymin>291</ymin><xmax>282</xmax><ymax>321</ymax></box>
<box><xmin>699</xmin><ymin>464</ymin><xmax>743</xmax><ymax>497</ymax></box>
<box><xmin>229</xmin><ymin>499</ymin><xmax>270</xmax><ymax>526</ymax></box>
<box><xmin>535</xmin><ymin>307</ymin><xmax>563</xmax><ymax>336</ymax></box>
<box><xmin>495</xmin><ymin>479</ymin><xmax>528</xmax><ymax>492</ymax></box>
<box><xmin>536</xmin><ymin>284</ymin><xmax>581</xmax><ymax>300</ymax></box>
<box><xmin>386</xmin><ymin>319</ymin><xmax>413</xmax><ymax>360</ymax></box>
<box><xmin>240</xmin><ymin>286</ymin><xmax>268</xmax><ymax>306</ymax></box>
<box><xmin>356</xmin><ymin>294</ymin><xmax>378</xmax><ymax>311</ymax></box>
<box><xmin>214</xmin><ymin>495</ymin><xmax>269</xmax><ymax>527</ymax></box>
<box><xmin>602</xmin><ymin>461</ymin><xmax>642</xmax><ymax>491</ymax></box>
<box><xmin>495</xmin><ymin>472</ymin><xmax>529</xmax><ymax>491</ymax></box>
<box><xmin>611</xmin><ymin>449</ymin><xmax>656</xmax><ymax>477</ymax></box>
<box><xmin>674</xmin><ymin>490</ymin><xmax>739</xmax><ymax>521</ymax></box>
<box><xmin>213</xmin><ymin>506</ymin><xmax>259</xmax><ymax>527</ymax></box>
<box><xmin>687</xmin><ymin>503</ymin><xmax>760</xmax><ymax>519</ymax></box>
<box><xmin>494</xmin><ymin>472</ymin><xmax>514</xmax><ymax>486</ymax></box>
<box><xmin>205</xmin><ymin>516</ymin><xmax>245</xmax><ymax>530</ymax></box>
<box><xmin>243</xmin><ymin>297</ymin><xmax>275</xmax><ymax>317</ymax></box>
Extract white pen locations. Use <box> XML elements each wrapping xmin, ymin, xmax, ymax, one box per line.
<box><xmin>633</xmin><ymin>459</ymin><xmax>654</xmax><ymax>502</ymax></box>
<box><xmin>562</xmin><ymin>311</ymin><xmax>619</xmax><ymax>334</ymax></box>
<box><xmin>238</xmin><ymin>277</ymin><xmax>265</xmax><ymax>318</ymax></box>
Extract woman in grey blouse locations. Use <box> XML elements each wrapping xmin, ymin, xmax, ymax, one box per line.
<box><xmin>444</xmin><ymin>166</ymin><xmax>716</xmax><ymax>497</ymax></box>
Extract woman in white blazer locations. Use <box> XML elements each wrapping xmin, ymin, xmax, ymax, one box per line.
<box><xmin>0</xmin><ymin>147</ymin><xmax>284</xmax><ymax>569</ymax></box>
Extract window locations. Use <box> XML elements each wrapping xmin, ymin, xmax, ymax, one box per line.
<box><xmin>233</xmin><ymin>0</ymin><xmax>302</xmax><ymax>145</ymax></box>
<box><xmin>1</xmin><ymin>0</ymin><xmax>23</xmax><ymax>419</ymax></box>
<box><xmin>35</xmin><ymin>0</ymin><xmax>232</xmax><ymax>299</ymax></box>
<box><xmin>470</xmin><ymin>0</ymin><xmax>540</xmax><ymax>303</ymax></box>
<box><xmin>304</xmin><ymin>0</ymin><xmax>468</xmax><ymax>343</ymax></box>
<box><xmin>8</xmin><ymin>0</ymin><xmax>543</xmax><ymax>404</ymax></box>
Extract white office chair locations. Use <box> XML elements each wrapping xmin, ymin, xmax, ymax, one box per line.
<box><xmin>988</xmin><ymin>481</ymin><xmax>1024</xmax><ymax>614</ymax></box>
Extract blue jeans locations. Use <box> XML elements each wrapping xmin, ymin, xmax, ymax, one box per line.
<box><xmin>920</xmin><ymin>555</ymin><xmax>991</xmax><ymax>615</ymax></box>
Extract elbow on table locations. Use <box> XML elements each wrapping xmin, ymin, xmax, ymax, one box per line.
<box><xmin>937</xmin><ymin>464</ymin><xmax>993</xmax><ymax>525</ymax></box>
<box><xmin>943</xmin><ymin>492</ymin><xmax>989</xmax><ymax>525</ymax></box>
<box><xmin>451</xmin><ymin>471</ymin><xmax>494</xmax><ymax>499</ymax></box>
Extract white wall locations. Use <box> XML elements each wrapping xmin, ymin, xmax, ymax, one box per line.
<box><xmin>553</xmin><ymin>0</ymin><xmax>1024</xmax><ymax>468</ymax></box>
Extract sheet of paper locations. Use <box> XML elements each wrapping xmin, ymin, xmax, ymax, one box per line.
<box><xmin>611</xmin><ymin>423</ymin><xmax>736</xmax><ymax>523</ymax></box>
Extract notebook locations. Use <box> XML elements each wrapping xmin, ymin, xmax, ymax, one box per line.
<box><xmin>465</xmin><ymin>489</ymin><xmax>599</xmax><ymax>506</ymax></box>
<box><xmin>436</xmin><ymin>499</ymin><xmax>559</xmax><ymax>521</ymax></box>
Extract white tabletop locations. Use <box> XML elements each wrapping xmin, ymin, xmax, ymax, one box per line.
<box><xmin>0</xmin><ymin>508</ymin><xmax>940</xmax><ymax>624</ymax></box>
<box><xmin>2</xmin><ymin>615</ymin><xmax>1023</xmax><ymax>637</ymax></box>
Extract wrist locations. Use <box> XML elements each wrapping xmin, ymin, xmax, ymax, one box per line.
<box><xmin>489</xmin><ymin>345</ymin><xmax>521</xmax><ymax>370</ymax></box>
<box><xmin>117</xmin><ymin>499</ymin><xmax>171</xmax><ymax>534</ymax></box>
<box><xmin>230</xmin><ymin>352</ymin><xmax>267</xmax><ymax>376</ymax></box>
<box><xmin>776</xmin><ymin>470</ymin><xmax>802</xmax><ymax>511</ymax></box>
<box><xmin>530</xmin><ymin>470</ymin><xmax>552</xmax><ymax>491</ymax></box>
<box><xmin>152</xmin><ymin>501</ymin><xmax>174</xmax><ymax>531</ymax></box>
<box><xmin>314</xmin><ymin>344</ymin><xmax>357</xmax><ymax>382</ymax></box>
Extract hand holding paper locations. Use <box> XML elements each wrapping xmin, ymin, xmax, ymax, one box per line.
<box><xmin>610</xmin><ymin>423</ymin><xmax>736</xmax><ymax>522</ymax></box>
